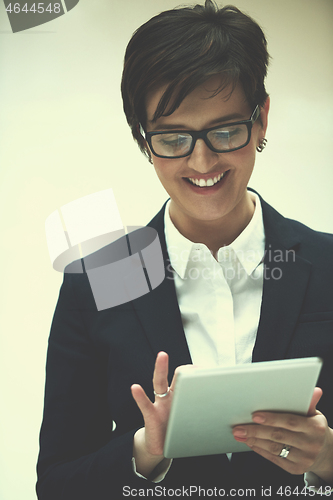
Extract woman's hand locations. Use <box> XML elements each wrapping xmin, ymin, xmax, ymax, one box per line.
<box><xmin>232</xmin><ymin>387</ymin><xmax>333</xmax><ymax>484</ymax></box>
<box><xmin>131</xmin><ymin>351</ymin><xmax>189</xmax><ymax>478</ymax></box>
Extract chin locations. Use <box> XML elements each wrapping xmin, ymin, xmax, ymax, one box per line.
<box><xmin>185</xmin><ymin>205</ymin><xmax>231</xmax><ymax>222</ymax></box>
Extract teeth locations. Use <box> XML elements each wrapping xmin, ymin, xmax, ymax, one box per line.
<box><xmin>188</xmin><ymin>172</ymin><xmax>224</xmax><ymax>187</ymax></box>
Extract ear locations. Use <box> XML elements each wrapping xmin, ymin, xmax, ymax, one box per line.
<box><xmin>260</xmin><ymin>96</ymin><xmax>270</xmax><ymax>136</ymax></box>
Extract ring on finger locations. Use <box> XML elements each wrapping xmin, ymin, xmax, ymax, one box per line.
<box><xmin>279</xmin><ymin>445</ymin><xmax>291</xmax><ymax>459</ymax></box>
<box><xmin>154</xmin><ymin>387</ymin><xmax>170</xmax><ymax>398</ymax></box>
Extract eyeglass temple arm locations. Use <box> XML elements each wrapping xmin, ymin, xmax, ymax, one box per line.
<box><xmin>139</xmin><ymin>123</ymin><xmax>146</xmax><ymax>137</ymax></box>
<box><xmin>251</xmin><ymin>105</ymin><xmax>260</xmax><ymax>123</ymax></box>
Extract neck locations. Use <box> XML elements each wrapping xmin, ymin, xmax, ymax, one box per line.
<box><xmin>169</xmin><ymin>192</ymin><xmax>256</xmax><ymax>255</ymax></box>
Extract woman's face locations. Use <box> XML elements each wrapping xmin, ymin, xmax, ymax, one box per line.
<box><xmin>145</xmin><ymin>77</ymin><xmax>269</xmax><ymax>232</ymax></box>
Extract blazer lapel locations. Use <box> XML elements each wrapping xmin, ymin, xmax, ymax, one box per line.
<box><xmin>130</xmin><ymin>203</ymin><xmax>192</xmax><ymax>382</ymax></box>
<box><xmin>252</xmin><ymin>194</ymin><xmax>312</xmax><ymax>362</ymax></box>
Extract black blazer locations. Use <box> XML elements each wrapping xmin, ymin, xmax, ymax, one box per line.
<box><xmin>36</xmin><ymin>191</ymin><xmax>333</xmax><ymax>499</ymax></box>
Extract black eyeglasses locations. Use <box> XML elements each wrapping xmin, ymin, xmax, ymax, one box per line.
<box><xmin>140</xmin><ymin>105</ymin><xmax>260</xmax><ymax>159</ymax></box>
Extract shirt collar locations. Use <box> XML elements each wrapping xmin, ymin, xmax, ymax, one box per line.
<box><xmin>164</xmin><ymin>192</ymin><xmax>265</xmax><ymax>279</ymax></box>
<box><xmin>164</xmin><ymin>204</ymin><xmax>195</xmax><ymax>279</ymax></box>
<box><xmin>217</xmin><ymin>193</ymin><xmax>265</xmax><ymax>276</ymax></box>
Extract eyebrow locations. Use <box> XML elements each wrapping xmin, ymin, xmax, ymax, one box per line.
<box><xmin>148</xmin><ymin>112</ymin><xmax>247</xmax><ymax>131</ymax></box>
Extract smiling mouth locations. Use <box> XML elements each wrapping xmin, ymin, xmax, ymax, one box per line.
<box><xmin>185</xmin><ymin>171</ymin><xmax>228</xmax><ymax>188</ymax></box>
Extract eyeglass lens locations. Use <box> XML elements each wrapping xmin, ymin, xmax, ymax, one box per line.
<box><xmin>151</xmin><ymin>124</ymin><xmax>249</xmax><ymax>157</ymax></box>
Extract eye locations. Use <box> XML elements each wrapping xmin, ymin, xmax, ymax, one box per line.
<box><xmin>153</xmin><ymin>133</ymin><xmax>192</xmax><ymax>154</ymax></box>
<box><xmin>212</xmin><ymin>127</ymin><xmax>243</xmax><ymax>139</ymax></box>
<box><xmin>158</xmin><ymin>134</ymin><xmax>188</xmax><ymax>145</ymax></box>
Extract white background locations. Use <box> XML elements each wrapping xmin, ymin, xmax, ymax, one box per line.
<box><xmin>0</xmin><ymin>1</ymin><xmax>332</xmax><ymax>499</ymax></box>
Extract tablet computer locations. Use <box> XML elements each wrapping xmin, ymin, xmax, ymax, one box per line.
<box><xmin>163</xmin><ymin>357</ymin><xmax>322</xmax><ymax>459</ymax></box>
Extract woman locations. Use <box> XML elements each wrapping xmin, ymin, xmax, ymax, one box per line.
<box><xmin>36</xmin><ymin>2</ymin><xmax>333</xmax><ymax>498</ymax></box>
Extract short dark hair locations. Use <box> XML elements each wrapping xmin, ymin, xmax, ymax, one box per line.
<box><xmin>121</xmin><ymin>1</ymin><xmax>270</xmax><ymax>162</ymax></box>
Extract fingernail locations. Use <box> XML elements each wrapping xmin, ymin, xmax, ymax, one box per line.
<box><xmin>233</xmin><ymin>427</ymin><xmax>247</xmax><ymax>438</ymax></box>
<box><xmin>252</xmin><ymin>414</ymin><xmax>265</xmax><ymax>423</ymax></box>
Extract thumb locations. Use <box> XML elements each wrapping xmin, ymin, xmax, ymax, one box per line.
<box><xmin>307</xmin><ymin>387</ymin><xmax>323</xmax><ymax>416</ymax></box>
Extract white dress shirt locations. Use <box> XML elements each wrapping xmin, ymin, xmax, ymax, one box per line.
<box><xmin>164</xmin><ymin>192</ymin><xmax>264</xmax><ymax>369</ymax></box>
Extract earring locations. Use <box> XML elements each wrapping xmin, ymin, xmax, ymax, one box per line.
<box><xmin>256</xmin><ymin>138</ymin><xmax>267</xmax><ymax>153</ymax></box>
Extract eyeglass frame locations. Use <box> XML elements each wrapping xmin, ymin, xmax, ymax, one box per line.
<box><xmin>139</xmin><ymin>105</ymin><xmax>261</xmax><ymax>159</ymax></box>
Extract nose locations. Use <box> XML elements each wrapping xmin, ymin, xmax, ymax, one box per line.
<box><xmin>187</xmin><ymin>138</ymin><xmax>219</xmax><ymax>173</ymax></box>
